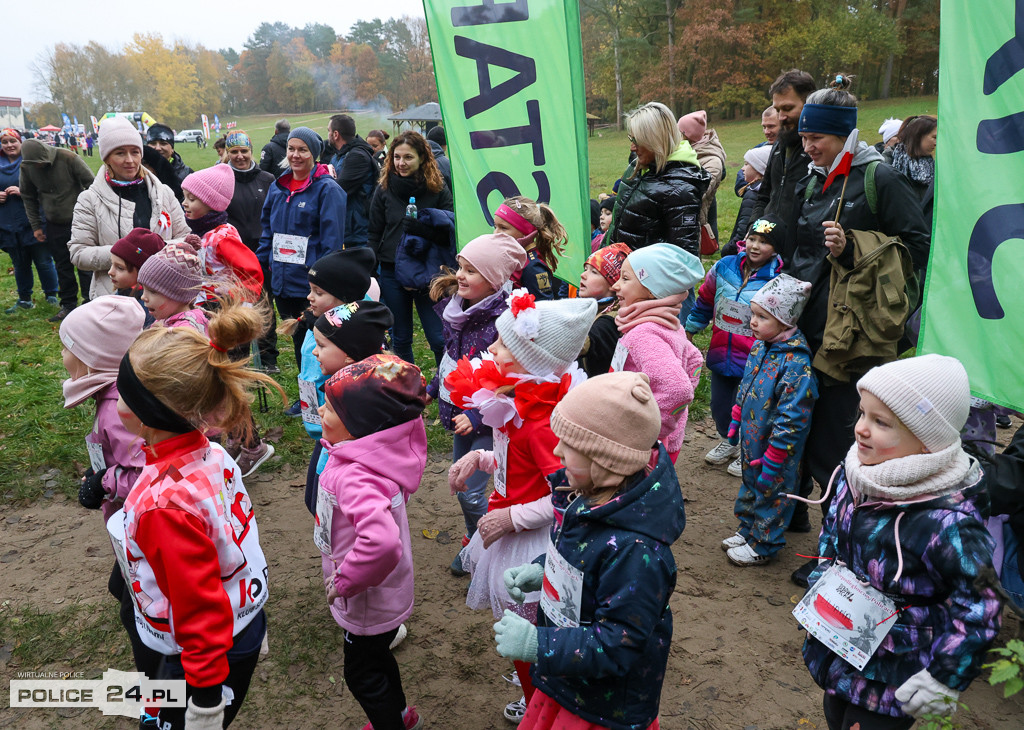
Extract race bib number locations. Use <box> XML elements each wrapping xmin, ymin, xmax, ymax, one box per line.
<box><xmin>298</xmin><ymin>378</ymin><xmax>321</xmax><ymax>426</ymax></box>
<box><xmin>313</xmin><ymin>488</ymin><xmax>337</xmax><ymax>555</ymax></box>
<box><xmin>438</xmin><ymin>351</ymin><xmax>457</xmax><ymax>405</ymax></box>
<box><xmin>715</xmin><ymin>298</ymin><xmax>753</xmax><ymax>338</ymax></box>
<box><xmin>272</xmin><ymin>233</ymin><xmax>308</xmax><ymax>264</ymax></box>
<box><xmin>792</xmin><ymin>563</ymin><xmax>898</xmax><ymax>670</ymax></box>
<box><xmin>86</xmin><ymin>439</ymin><xmax>107</xmax><ymax>473</ymax></box>
<box><xmin>540</xmin><ymin>540</ymin><xmax>584</xmax><ymax>628</ymax></box>
<box><xmin>493</xmin><ymin>429</ymin><xmax>509</xmax><ymax>498</ymax></box>
<box><xmin>609</xmin><ymin>340</ymin><xmax>628</xmax><ymax>373</ymax></box>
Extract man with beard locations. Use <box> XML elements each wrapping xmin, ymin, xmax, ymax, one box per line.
<box><xmin>749</xmin><ymin>69</ymin><xmax>816</xmax><ymax>228</ymax></box>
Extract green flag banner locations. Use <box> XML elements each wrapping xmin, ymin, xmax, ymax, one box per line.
<box><xmin>919</xmin><ymin>0</ymin><xmax>1024</xmax><ymax>410</ymax></box>
<box><xmin>422</xmin><ymin>0</ymin><xmax>589</xmax><ymax>285</ymax></box>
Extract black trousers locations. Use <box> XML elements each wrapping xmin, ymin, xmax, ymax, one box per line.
<box><xmin>823</xmin><ymin>693</ymin><xmax>914</xmax><ymax>730</ymax></box>
<box><xmin>108</xmin><ymin>562</ymin><xmax>164</xmax><ymax>681</ymax></box>
<box><xmin>274</xmin><ymin>295</ymin><xmax>308</xmax><ymax>371</ymax></box>
<box><xmin>256</xmin><ymin>282</ymin><xmax>279</xmax><ymax>369</ymax></box>
<box><xmin>796</xmin><ymin>375</ymin><xmax>861</xmax><ymax>516</ymax></box>
<box><xmin>44</xmin><ymin>221</ymin><xmax>90</xmax><ymax>309</ymax></box>
<box><xmin>344</xmin><ymin>627</ymin><xmax>407</xmax><ymax>730</ymax></box>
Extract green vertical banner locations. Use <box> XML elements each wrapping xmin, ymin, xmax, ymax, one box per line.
<box><xmin>919</xmin><ymin>0</ymin><xmax>1024</xmax><ymax>410</ymax></box>
<box><xmin>422</xmin><ymin>0</ymin><xmax>589</xmax><ymax>285</ymax></box>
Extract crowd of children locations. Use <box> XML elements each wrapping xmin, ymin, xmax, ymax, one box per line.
<box><xmin>44</xmin><ymin>114</ymin><xmax>1017</xmax><ymax>730</ymax></box>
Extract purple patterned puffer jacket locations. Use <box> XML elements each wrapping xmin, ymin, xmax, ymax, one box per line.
<box><xmin>802</xmin><ymin>461</ymin><xmax>1002</xmax><ymax>718</ymax></box>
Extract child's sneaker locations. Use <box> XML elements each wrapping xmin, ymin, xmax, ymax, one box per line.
<box><xmin>389</xmin><ymin>623</ymin><xmax>408</xmax><ymax>650</ymax></box>
<box><xmin>726</xmin><ymin>543</ymin><xmax>771</xmax><ymax>566</ymax></box>
<box><xmin>45</xmin><ymin>295</ymin><xmax>59</xmax><ymax>305</ymax></box>
<box><xmin>726</xmin><ymin>457</ymin><xmax>742</xmax><ymax>477</ymax></box>
<box><xmin>237</xmin><ymin>441</ymin><xmax>274</xmax><ymax>478</ymax></box>
<box><xmin>4</xmin><ymin>300</ymin><xmax>33</xmax><ymax>314</ymax></box>
<box><xmin>705</xmin><ymin>440</ymin><xmax>739</xmax><ymax>465</ymax></box>
<box><xmin>504</xmin><ymin>696</ymin><xmax>527</xmax><ymax>724</ymax></box>
<box><xmin>360</xmin><ymin>706</ymin><xmax>422</xmax><ymax>730</ymax></box>
<box><xmin>721</xmin><ymin>533</ymin><xmax>746</xmax><ymax>551</ymax></box>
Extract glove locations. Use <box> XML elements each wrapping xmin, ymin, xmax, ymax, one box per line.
<box><xmin>448</xmin><ymin>450</ymin><xmax>495</xmax><ymax>495</ymax></box>
<box><xmin>726</xmin><ymin>404</ymin><xmax>742</xmax><ymax>445</ymax></box>
<box><xmin>504</xmin><ymin>563</ymin><xmax>544</xmax><ymax>603</ymax></box>
<box><xmin>477</xmin><ymin>508</ymin><xmax>515</xmax><ymax>549</ymax></box>
<box><xmin>493</xmin><ymin>609</ymin><xmax>539</xmax><ymax>663</ymax></box>
<box><xmin>894</xmin><ymin>669</ymin><xmax>960</xmax><ymax>718</ymax></box>
<box><xmin>752</xmin><ymin>444</ymin><xmax>786</xmax><ymax>491</ymax></box>
<box><xmin>78</xmin><ymin>468</ymin><xmax>108</xmax><ymax>510</ymax></box>
<box><xmin>184</xmin><ymin>695</ymin><xmax>226</xmax><ymax>730</ymax></box>
<box><xmin>402</xmin><ymin>216</ymin><xmax>435</xmax><ymax>239</ymax></box>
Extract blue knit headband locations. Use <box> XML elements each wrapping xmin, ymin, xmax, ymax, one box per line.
<box><xmin>798</xmin><ymin>103</ymin><xmax>857</xmax><ymax>137</ymax></box>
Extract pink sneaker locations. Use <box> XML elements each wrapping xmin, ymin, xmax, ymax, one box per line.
<box><xmin>359</xmin><ymin>706</ymin><xmax>422</xmax><ymax>730</ymax></box>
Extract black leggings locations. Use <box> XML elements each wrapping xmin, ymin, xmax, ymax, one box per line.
<box><xmin>823</xmin><ymin>693</ymin><xmax>914</xmax><ymax>730</ymax></box>
<box><xmin>344</xmin><ymin>627</ymin><xmax>407</xmax><ymax>730</ymax></box>
<box><xmin>274</xmin><ymin>295</ymin><xmax>309</xmax><ymax>371</ymax></box>
<box><xmin>108</xmin><ymin>562</ymin><xmax>164</xmax><ymax>682</ymax></box>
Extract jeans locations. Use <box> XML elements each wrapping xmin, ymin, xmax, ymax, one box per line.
<box><xmin>2</xmin><ymin>232</ymin><xmax>58</xmax><ymax>300</ymax></box>
<box><xmin>709</xmin><ymin>371</ymin><xmax>742</xmax><ymax>439</ymax></box>
<box><xmin>452</xmin><ymin>431</ymin><xmax>493</xmax><ymax>538</ymax></box>
<box><xmin>344</xmin><ymin>627</ymin><xmax>408</xmax><ymax>730</ymax></box>
<box><xmin>378</xmin><ymin>266</ymin><xmax>444</xmax><ymax>366</ymax></box>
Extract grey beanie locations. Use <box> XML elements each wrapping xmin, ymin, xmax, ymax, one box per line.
<box><xmin>495</xmin><ymin>292</ymin><xmax>596</xmax><ymax>376</ymax></box>
<box><xmin>288</xmin><ymin>127</ymin><xmax>322</xmax><ymax>160</ymax></box>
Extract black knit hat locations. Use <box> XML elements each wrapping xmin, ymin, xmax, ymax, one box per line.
<box><xmin>746</xmin><ymin>213</ymin><xmax>787</xmax><ymax>250</ymax></box>
<box><xmin>599</xmin><ymin>196</ymin><xmax>616</xmax><ymax>213</ymax></box>
<box><xmin>308</xmin><ymin>248</ymin><xmax>377</xmax><ymax>303</ymax></box>
<box><xmin>314</xmin><ymin>301</ymin><xmax>394</xmax><ymax>362</ymax></box>
<box><xmin>146</xmin><ymin>124</ymin><xmax>175</xmax><ymax>146</ymax></box>
<box><xmin>590</xmin><ymin>199</ymin><xmax>600</xmax><ymax>229</ymax></box>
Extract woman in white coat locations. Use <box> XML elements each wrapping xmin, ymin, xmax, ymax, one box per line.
<box><xmin>69</xmin><ymin>116</ymin><xmax>188</xmax><ymax>299</ymax></box>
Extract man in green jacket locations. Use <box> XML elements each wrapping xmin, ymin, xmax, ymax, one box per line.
<box><xmin>19</xmin><ymin>139</ymin><xmax>94</xmax><ymax>321</ymax></box>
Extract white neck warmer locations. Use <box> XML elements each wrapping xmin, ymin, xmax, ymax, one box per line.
<box><xmin>844</xmin><ymin>439</ymin><xmax>972</xmax><ymax>503</ymax></box>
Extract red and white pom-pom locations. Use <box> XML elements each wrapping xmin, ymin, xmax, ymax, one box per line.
<box><xmin>507</xmin><ymin>288</ymin><xmax>539</xmax><ymax>340</ymax></box>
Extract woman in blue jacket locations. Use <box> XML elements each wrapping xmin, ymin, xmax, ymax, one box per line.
<box><xmin>257</xmin><ymin>127</ymin><xmax>347</xmax><ymax>374</ymax></box>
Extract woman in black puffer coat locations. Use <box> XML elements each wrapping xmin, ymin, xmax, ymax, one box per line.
<box><xmin>607</xmin><ymin>102</ymin><xmax>709</xmax><ymax>257</ymax></box>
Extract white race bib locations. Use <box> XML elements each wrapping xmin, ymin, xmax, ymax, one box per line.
<box><xmin>493</xmin><ymin>429</ymin><xmax>509</xmax><ymax>498</ymax></box>
<box><xmin>792</xmin><ymin>563</ymin><xmax>898</xmax><ymax>670</ymax></box>
<box><xmin>86</xmin><ymin>438</ymin><xmax>107</xmax><ymax>473</ymax></box>
<box><xmin>609</xmin><ymin>340</ymin><xmax>628</xmax><ymax>373</ymax></box>
<box><xmin>437</xmin><ymin>351</ymin><xmax>457</xmax><ymax>405</ymax></box>
<box><xmin>540</xmin><ymin>539</ymin><xmax>584</xmax><ymax>628</ymax></box>
<box><xmin>313</xmin><ymin>487</ymin><xmax>337</xmax><ymax>555</ymax></box>
<box><xmin>715</xmin><ymin>298</ymin><xmax>753</xmax><ymax>338</ymax></box>
<box><xmin>272</xmin><ymin>233</ymin><xmax>308</xmax><ymax>264</ymax></box>
<box><xmin>298</xmin><ymin>378</ymin><xmax>321</xmax><ymax>426</ymax></box>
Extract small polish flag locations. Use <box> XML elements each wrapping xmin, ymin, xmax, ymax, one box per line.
<box><xmin>822</xmin><ymin>129</ymin><xmax>859</xmax><ymax>192</ymax></box>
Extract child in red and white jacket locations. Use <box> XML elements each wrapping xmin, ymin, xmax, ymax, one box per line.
<box><xmin>316</xmin><ymin>353</ymin><xmax>429</xmax><ymax>730</ymax></box>
<box><xmin>611</xmin><ymin>243</ymin><xmax>706</xmax><ymax>463</ymax></box>
<box><xmin>447</xmin><ymin>292</ymin><xmax>596</xmax><ymax>722</ymax></box>
<box><xmin>108</xmin><ymin>297</ymin><xmax>284</xmax><ymax>730</ymax></box>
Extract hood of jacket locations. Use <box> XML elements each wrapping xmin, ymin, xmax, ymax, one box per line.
<box><xmin>428</xmin><ymin>140</ymin><xmax>447</xmax><ymax>160</ymax></box>
<box><xmin>21</xmin><ymin>139</ymin><xmax>57</xmax><ymax>165</ymax></box>
<box><xmin>275</xmin><ymin>163</ymin><xmax>334</xmax><ymax>197</ymax></box>
<box><xmin>666</xmin><ymin>138</ymin><xmax>700</xmax><ymax>168</ymax></box>
<box><xmin>270</xmin><ymin>131</ymin><xmax>289</xmax><ymax>149</ymax></box>
<box><xmin>766</xmin><ymin>327</ymin><xmax>813</xmax><ymax>358</ymax></box>
<box><xmin>346</xmin><ymin>135</ymin><xmax>377</xmax><ymax>161</ymax></box>
<box><xmin>566</xmin><ymin>444</ymin><xmax>685</xmax><ymax>547</ymax></box>
<box><xmin>693</xmin><ymin>129</ymin><xmax>726</xmax><ymax>166</ymax></box>
<box><xmin>322</xmin><ymin>418</ymin><xmax>426</xmax><ymax>500</ymax></box>
<box><xmin>810</xmin><ymin>139</ymin><xmax>883</xmax><ymax>178</ymax></box>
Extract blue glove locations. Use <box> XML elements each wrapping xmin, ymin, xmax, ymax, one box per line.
<box><xmin>493</xmin><ymin>609</ymin><xmax>538</xmax><ymax>663</ymax></box>
<box><xmin>504</xmin><ymin>563</ymin><xmax>544</xmax><ymax>603</ymax></box>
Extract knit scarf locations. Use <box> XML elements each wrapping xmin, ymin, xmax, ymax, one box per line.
<box><xmin>104</xmin><ymin>167</ymin><xmax>146</xmax><ymax>189</ymax></box>
<box><xmin>843</xmin><ymin>439</ymin><xmax>972</xmax><ymax>503</ymax></box>
<box><xmin>442</xmin><ymin>289</ymin><xmax>504</xmax><ymax>332</ymax></box>
<box><xmin>186</xmin><ymin>209</ymin><xmax>229</xmax><ymax>237</ymax></box>
<box><xmin>614</xmin><ymin>293</ymin><xmax>685</xmax><ymax>334</ymax></box>
<box><xmin>889</xmin><ymin>143</ymin><xmax>934</xmax><ymax>185</ymax></box>
<box><xmin>0</xmin><ymin>154</ymin><xmax>20</xmax><ymax>177</ymax></box>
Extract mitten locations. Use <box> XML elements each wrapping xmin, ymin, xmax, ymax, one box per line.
<box><xmin>493</xmin><ymin>609</ymin><xmax>539</xmax><ymax>663</ymax></box>
<box><xmin>894</xmin><ymin>669</ymin><xmax>960</xmax><ymax>718</ymax></box>
<box><xmin>726</xmin><ymin>404</ymin><xmax>742</xmax><ymax>445</ymax></box>
<box><xmin>448</xmin><ymin>450</ymin><xmax>495</xmax><ymax>494</ymax></box>
<box><xmin>478</xmin><ymin>507</ymin><xmax>514</xmax><ymax>548</ymax></box>
<box><xmin>504</xmin><ymin>563</ymin><xmax>544</xmax><ymax>603</ymax></box>
<box><xmin>753</xmin><ymin>444</ymin><xmax>786</xmax><ymax>491</ymax></box>
<box><xmin>78</xmin><ymin>468</ymin><xmax>108</xmax><ymax>510</ymax></box>
<box><xmin>184</xmin><ymin>695</ymin><xmax>225</xmax><ymax>730</ymax></box>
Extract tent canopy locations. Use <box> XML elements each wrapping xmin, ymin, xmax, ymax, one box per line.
<box><xmin>387</xmin><ymin>102</ymin><xmax>443</xmax><ymax>134</ymax></box>
<box><xmin>39</xmin><ymin>125</ymin><xmax>60</xmax><ymax>132</ymax></box>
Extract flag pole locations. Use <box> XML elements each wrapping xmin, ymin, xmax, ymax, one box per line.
<box><xmin>833</xmin><ymin>174</ymin><xmax>851</xmax><ymax>228</ymax></box>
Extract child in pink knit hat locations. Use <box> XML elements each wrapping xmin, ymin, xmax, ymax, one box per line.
<box><xmin>137</xmin><ymin>242</ymin><xmax>209</xmax><ymax>333</ymax></box>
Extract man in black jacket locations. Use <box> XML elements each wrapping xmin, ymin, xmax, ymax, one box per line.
<box><xmin>259</xmin><ymin>119</ymin><xmax>290</xmax><ymax>175</ymax></box>
<box><xmin>426</xmin><ymin>125</ymin><xmax>453</xmax><ymax>193</ymax></box>
<box><xmin>146</xmin><ymin>123</ymin><xmax>193</xmax><ymax>186</ymax></box>
<box><xmin>750</xmin><ymin>69</ymin><xmax>816</xmax><ymax>227</ymax></box>
<box><xmin>326</xmin><ymin>114</ymin><xmax>379</xmax><ymax>247</ymax></box>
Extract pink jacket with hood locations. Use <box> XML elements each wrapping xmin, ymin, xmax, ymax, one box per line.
<box><xmin>92</xmin><ymin>383</ymin><xmax>146</xmax><ymax>522</ymax></box>
<box><xmin>319</xmin><ymin>417</ymin><xmax>427</xmax><ymax>635</ymax></box>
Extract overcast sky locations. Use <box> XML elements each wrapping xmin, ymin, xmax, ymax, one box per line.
<box><xmin>6</xmin><ymin>0</ymin><xmax>427</xmax><ymax>104</ymax></box>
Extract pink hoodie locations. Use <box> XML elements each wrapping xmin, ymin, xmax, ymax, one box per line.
<box><xmin>92</xmin><ymin>383</ymin><xmax>146</xmax><ymax>522</ymax></box>
<box><xmin>319</xmin><ymin>417</ymin><xmax>427</xmax><ymax>635</ymax></box>
<box><xmin>620</xmin><ymin>321</ymin><xmax>703</xmax><ymax>453</ymax></box>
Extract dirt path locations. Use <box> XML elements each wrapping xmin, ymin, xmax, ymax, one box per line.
<box><xmin>2</xmin><ymin>417</ymin><xmax>1022</xmax><ymax>729</ymax></box>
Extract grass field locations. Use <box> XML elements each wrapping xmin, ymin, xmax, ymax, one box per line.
<box><xmin>1</xmin><ymin>97</ymin><xmax>938</xmax><ymax>500</ymax></box>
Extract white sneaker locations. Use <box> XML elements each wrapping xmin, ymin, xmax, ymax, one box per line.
<box><xmin>389</xmin><ymin>623</ymin><xmax>408</xmax><ymax>650</ymax></box>
<box><xmin>721</xmin><ymin>533</ymin><xmax>746</xmax><ymax>551</ymax></box>
<box><xmin>504</xmin><ymin>696</ymin><xmax>527</xmax><ymax>724</ymax></box>
<box><xmin>705</xmin><ymin>440</ymin><xmax>739</xmax><ymax>465</ymax></box>
<box><xmin>727</xmin><ymin>457</ymin><xmax>743</xmax><ymax>477</ymax></box>
<box><xmin>727</xmin><ymin>543</ymin><xmax>771</xmax><ymax>566</ymax></box>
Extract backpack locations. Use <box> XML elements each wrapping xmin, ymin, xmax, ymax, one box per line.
<box><xmin>812</xmin><ymin>229</ymin><xmax>914</xmax><ymax>382</ymax></box>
